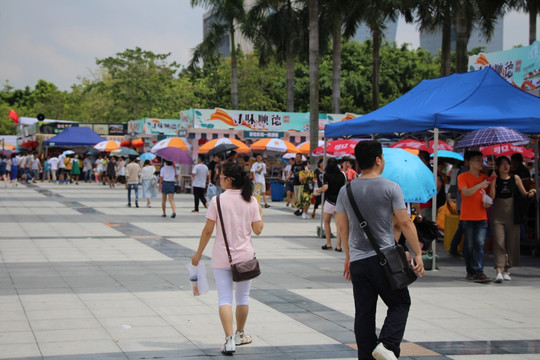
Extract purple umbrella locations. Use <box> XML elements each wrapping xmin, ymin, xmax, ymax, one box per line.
<box><xmin>156</xmin><ymin>147</ymin><xmax>194</xmax><ymax>165</ymax></box>
<box><xmin>454</xmin><ymin>127</ymin><xmax>529</xmax><ymax>150</ymax></box>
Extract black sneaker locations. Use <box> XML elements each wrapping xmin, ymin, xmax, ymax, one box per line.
<box><xmin>135</xmin><ymin>201</ymin><xmax>139</xmax><ymax>208</ymax></box>
<box><xmin>294</xmin><ymin>209</ymin><xmax>302</xmax><ymax>216</ymax></box>
<box><xmin>449</xmin><ymin>250</ymin><xmax>462</xmax><ymax>258</ymax></box>
<box><xmin>127</xmin><ymin>203</ymin><xmax>131</xmax><ymax>207</ymax></box>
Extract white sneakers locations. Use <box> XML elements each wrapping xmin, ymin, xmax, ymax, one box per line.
<box><xmin>221</xmin><ymin>336</ymin><xmax>235</xmax><ymax>355</ymax></box>
<box><xmin>495</xmin><ymin>272</ymin><xmax>512</xmax><ymax>283</ymax></box>
<box><xmin>372</xmin><ymin>342</ymin><xmax>398</xmax><ymax>360</ymax></box>
<box><xmin>301</xmin><ymin>213</ymin><xmax>308</xmax><ymax>219</ymax></box>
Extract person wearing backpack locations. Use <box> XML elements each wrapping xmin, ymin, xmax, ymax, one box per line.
<box><xmin>296</xmin><ymin>161</ymin><xmax>315</xmax><ymax>219</ymax></box>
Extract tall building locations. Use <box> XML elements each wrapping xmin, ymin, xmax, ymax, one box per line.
<box><xmin>420</xmin><ymin>18</ymin><xmax>504</xmax><ymax>54</ymax></box>
<box><xmin>201</xmin><ymin>0</ymin><xmax>255</xmax><ymax>57</ymax></box>
<box><xmin>350</xmin><ymin>21</ymin><xmax>398</xmax><ymax>43</ymax></box>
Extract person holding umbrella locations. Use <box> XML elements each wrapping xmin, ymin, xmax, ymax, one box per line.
<box><xmin>160</xmin><ymin>160</ymin><xmax>177</xmax><ymax>218</ymax></box>
<box><xmin>458</xmin><ymin>151</ymin><xmax>492</xmax><ymax>283</ymax></box>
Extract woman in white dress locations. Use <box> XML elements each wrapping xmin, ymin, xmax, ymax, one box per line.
<box><xmin>140</xmin><ymin>160</ymin><xmax>157</xmax><ymax>207</ymax></box>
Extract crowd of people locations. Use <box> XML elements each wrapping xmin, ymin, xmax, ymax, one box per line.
<box><xmin>446</xmin><ymin>151</ymin><xmax>536</xmax><ymax>284</ymax></box>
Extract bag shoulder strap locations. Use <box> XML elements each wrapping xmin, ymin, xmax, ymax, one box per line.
<box><xmin>345</xmin><ymin>183</ymin><xmax>385</xmax><ymax>262</ymax></box>
<box><xmin>216</xmin><ymin>195</ymin><xmax>233</xmax><ymax>265</ymax></box>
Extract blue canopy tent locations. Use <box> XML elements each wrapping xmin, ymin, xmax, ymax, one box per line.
<box><xmin>325</xmin><ymin>67</ymin><xmax>540</xmax><ymax>268</ymax></box>
<box><xmin>325</xmin><ymin>67</ymin><xmax>540</xmax><ymax>138</ymax></box>
<box><xmin>43</xmin><ymin>127</ymin><xmax>106</xmax><ymax>147</ymax></box>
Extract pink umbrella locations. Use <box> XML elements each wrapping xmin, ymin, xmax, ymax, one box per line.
<box><xmin>313</xmin><ymin>140</ymin><xmax>358</xmax><ymax>157</ymax></box>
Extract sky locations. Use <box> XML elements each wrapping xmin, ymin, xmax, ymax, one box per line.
<box><xmin>0</xmin><ymin>1</ymin><xmax>538</xmax><ymax>92</ymax></box>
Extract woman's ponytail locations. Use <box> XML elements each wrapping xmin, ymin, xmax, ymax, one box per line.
<box><xmin>222</xmin><ymin>162</ymin><xmax>253</xmax><ymax>202</ymax></box>
<box><xmin>240</xmin><ymin>171</ymin><xmax>252</xmax><ymax>202</ymax></box>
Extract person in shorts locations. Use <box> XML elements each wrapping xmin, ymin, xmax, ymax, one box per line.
<box><xmin>160</xmin><ymin>160</ymin><xmax>177</xmax><ymax>218</ymax></box>
<box><xmin>316</xmin><ymin>158</ymin><xmax>347</xmax><ymax>251</ymax></box>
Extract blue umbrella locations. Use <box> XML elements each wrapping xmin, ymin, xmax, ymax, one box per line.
<box><xmin>455</xmin><ymin>126</ymin><xmax>529</xmax><ymax>150</ymax></box>
<box><xmin>381</xmin><ymin>148</ymin><xmax>437</xmax><ymax>203</ymax></box>
<box><xmin>140</xmin><ymin>152</ymin><xmax>156</xmax><ymax>161</ymax></box>
<box><xmin>430</xmin><ymin>150</ymin><xmax>464</xmax><ymax>162</ymax></box>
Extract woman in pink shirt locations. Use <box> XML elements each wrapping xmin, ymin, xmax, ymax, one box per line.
<box><xmin>192</xmin><ymin>162</ymin><xmax>264</xmax><ymax>355</ymax></box>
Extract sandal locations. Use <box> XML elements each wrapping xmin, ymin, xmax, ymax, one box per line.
<box><xmin>321</xmin><ymin>245</ymin><xmax>332</xmax><ymax>250</ymax></box>
<box><xmin>221</xmin><ymin>336</ymin><xmax>235</xmax><ymax>355</ymax></box>
<box><xmin>335</xmin><ymin>248</ymin><xmax>342</xmax><ymax>252</ymax></box>
<box><xmin>235</xmin><ymin>331</ymin><xmax>252</xmax><ymax>346</ymax></box>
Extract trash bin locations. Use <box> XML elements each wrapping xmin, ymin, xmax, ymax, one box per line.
<box><xmin>270</xmin><ymin>180</ymin><xmax>284</xmax><ymax>201</ymax></box>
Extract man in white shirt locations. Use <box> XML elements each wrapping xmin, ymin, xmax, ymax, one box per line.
<box><xmin>125</xmin><ymin>158</ymin><xmax>141</xmax><ymax>207</ymax></box>
<box><xmin>58</xmin><ymin>153</ymin><xmax>66</xmax><ymax>183</ymax></box>
<box><xmin>31</xmin><ymin>156</ymin><xmax>41</xmax><ymax>183</ymax></box>
<box><xmin>191</xmin><ymin>154</ymin><xmax>209</xmax><ymax>213</ymax></box>
<box><xmin>251</xmin><ymin>154</ymin><xmax>270</xmax><ymax>208</ymax></box>
<box><xmin>48</xmin><ymin>156</ymin><xmax>59</xmax><ymax>182</ymax></box>
<box><xmin>83</xmin><ymin>155</ymin><xmax>93</xmax><ymax>183</ymax></box>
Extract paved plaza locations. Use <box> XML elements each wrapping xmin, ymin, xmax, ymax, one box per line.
<box><xmin>1</xmin><ymin>181</ymin><xmax>540</xmax><ymax>360</ymax></box>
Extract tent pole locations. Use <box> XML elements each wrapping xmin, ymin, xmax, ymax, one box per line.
<box><xmin>319</xmin><ymin>138</ymin><xmax>327</xmax><ymax>239</ymax></box>
<box><xmin>532</xmin><ymin>136</ymin><xmax>540</xmax><ymax>254</ymax></box>
<box><xmin>431</xmin><ymin>128</ymin><xmax>439</xmax><ymax>271</ymax></box>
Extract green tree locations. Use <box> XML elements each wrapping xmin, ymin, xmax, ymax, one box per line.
<box><xmin>190</xmin><ymin>0</ymin><xmax>246</xmax><ymax>110</ymax></box>
<box><xmin>96</xmin><ymin>47</ymin><xmax>178</xmax><ymax>121</ymax></box>
<box><xmin>344</xmin><ymin>0</ymin><xmax>407</xmax><ymax>110</ymax></box>
<box><xmin>31</xmin><ymin>80</ymin><xmax>64</xmax><ymax>117</ymax></box>
<box><xmin>320</xmin><ymin>0</ymin><xmax>354</xmax><ymax>113</ymax></box>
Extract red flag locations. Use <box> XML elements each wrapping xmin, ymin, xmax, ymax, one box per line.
<box><xmin>8</xmin><ymin>109</ymin><xmax>19</xmax><ymax>124</ymax></box>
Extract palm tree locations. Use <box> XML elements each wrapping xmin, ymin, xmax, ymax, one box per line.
<box><xmin>244</xmin><ymin>0</ymin><xmax>308</xmax><ymax>112</ymax></box>
<box><xmin>190</xmin><ymin>0</ymin><xmax>246</xmax><ymax>109</ymax></box>
<box><xmin>455</xmin><ymin>0</ymin><xmax>508</xmax><ymax>73</ymax></box>
<box><xmin>512</xmin><ymin>0</ymin><xmax>540</xmax><ymax>44</ymax></box>
<box><xmin>344</xmin><ymin>0</ymin><xmax>405</xmax><ymax>110</ymax></box>
<box><xmin>309</xmin><ymin>0</ymin><xmax>319</xmax><ymax>161</ymax></box>
<box><xmin>412</xmin><ymin>1</ymin><xmax>454</xmax><ymax>76</ymax></box>
<box><xmin>320</xmin><ymin>0</ymin><xmax>353</xmax><ymax>114</ymax></box>
<box><xmin>413</xmin><ymin>1</ymin><xmax>508</xmax><ymax>75</ymax></box>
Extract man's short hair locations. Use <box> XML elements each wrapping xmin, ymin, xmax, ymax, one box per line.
<box><xmin>468</xmin><ymin>150</ymin><xmax>483</xmax><ymax>160</ymax></box>
<box><xmin>511</xmin><ymin>153</ymin><xmax>523</xmax><ymax>163</ymax></box>
<box><xmin>354</xmin><ymin>140</ymin><xmax>383</xmax><ymax>170</ymax></box>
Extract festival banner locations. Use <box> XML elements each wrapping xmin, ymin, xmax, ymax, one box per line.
<box><xmin>181</xmin><ymin>108</ymin><xmax>358</xmax><ymax>132</ymax></box>
<box><xmin>468</xmin><ymin>40</ymin><xmax>540</xmax><ymax>91</ymax></box>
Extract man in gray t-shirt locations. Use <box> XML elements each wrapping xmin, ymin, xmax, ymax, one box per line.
<box><xmin>336</xmin><ymin>177</ymin><xmax>405</xmax><ymax>263</ymax></box>
<box><xmin>335</xmin><ymin>140</ymin><xmax>424</xmax><ymax>360</ymax></box>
